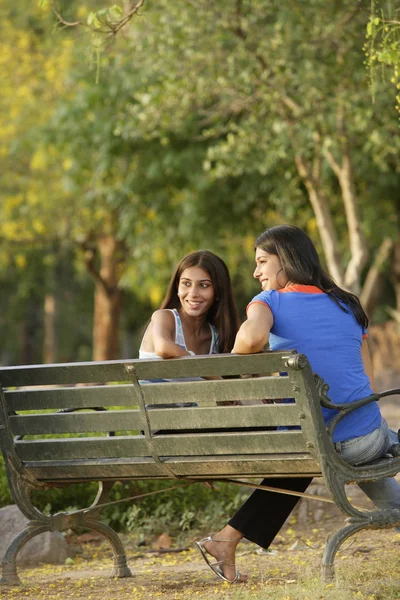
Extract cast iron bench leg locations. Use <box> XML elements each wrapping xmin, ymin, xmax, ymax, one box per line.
<box><xmin>0</xmin><ymin>523</ymin><xmax>49</xmax><ymax>586</ymax></box>
<box><xmin>84</xmin><ymin>519</ymin><xmax>132</xmax><ymax>578</ymax></box>
<box><xmin>322</xmin><ymin>521</ymin><xmax>368</xmax><ymax>582</ymax></box>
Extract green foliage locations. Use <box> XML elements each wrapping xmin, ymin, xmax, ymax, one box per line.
<box><xmin>0</xmin><ymin>0</ymin><xmax>399</xmax><ymax>364</ymax></box>
<box><xmin>1</xmin><ymin>444</ymin><xmax>246</xmax><ymax>539</ymax></box>
<box><xmin>25</xmin><ymin>480</ymin><xmax>247</xmax><ymax>541</ymax></box>
<box><xmin>365</xmin><ymin>1</ymin><xmax>400</xmax><ymax>111</ymax></box>
<box><xmin>105</xmin><ymin>481</ymin><xmax>247</xmax><ymax>542</ymax></box>
<box><xmin>0</xmin><ymin>457</ymin><xmax>13</xmax><ymax>506</ymax></box>
<box><xmin>121</xmin><ymin>0</ymin><xmax>399</xmax><ymax>279</ymax></box>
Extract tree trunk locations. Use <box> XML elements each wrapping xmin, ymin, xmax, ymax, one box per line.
<box><xmin>294</xmin><ymin>153</ymin><xmax>345</xmax><ymax>286</ymax></box>
<box><xmin>340</xmin><ymin>153</ymin><xmax>368</xmax><ymax>293</ymax></box>
<box><xmin>43</xmin><ymin>293</ymin><xmax>56</xmax><ymax>364</ymax></box>
<box><xmin>21</xmin><ymin>299</ymin><xmax>41</xmax><ymax>364</ymax></box>
<box><xmin>289</xmin><ymin>108</ymin><xmax>368</xmax><ymax>294</ymax></box>
<box><xmin>369</xmin><ymin>321</ymin><xmax>400</xmax><ymax>375</ymax></box>
<box><xmin>89</xmin><ymin>235</ymin><xmax>124</xmax><ymax>361</ymax></box>
<box><xmin>323</xmin><ymin>145</ymin><xmax>368</xmax><ymax>294</ymax></box>
<box><xmin>392</xmin><ymin>236</ymin><xmax>400</xmax><ymax>314</ymax></box>
<box><xmin>360</xmin><ymin>237</ymin><xmax>393</xmax><ymax>318</ymax></box>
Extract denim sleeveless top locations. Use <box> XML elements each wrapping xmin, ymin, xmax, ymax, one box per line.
<box><xmin>138</xmin><ymin>309</ymin><xmax>219</xmax><ymax>409</ymax></box>
<box><xmin>139</xmin><ymin>308</ymin><xmax>219</xmax><ymax>359</ymax></box>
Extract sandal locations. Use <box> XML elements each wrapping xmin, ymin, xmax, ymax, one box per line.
<box><xmin>194</xmin><ymin>535</ymin><xmax>246</xmax><ymax>583</ymax></box>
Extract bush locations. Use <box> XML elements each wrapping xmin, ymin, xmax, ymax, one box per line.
<box><xmin>0</xmin><ymin>469</ymin><xmax>247</xmax><ymax>542</ymax></box>
<box><xmin>0</xmin><ymin>456</ymin><xmax>13</xmax><ymax>506</ymax></box>
<box><xmin>102</xmin><ymin>480</ymin><xmax>248</xmax><ymax>544</ymax></box>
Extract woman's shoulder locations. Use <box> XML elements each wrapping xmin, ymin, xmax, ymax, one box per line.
<box><xmin>150</xmin><ymin>309</ymin><xmax>177</xmax><ymax>332</ymax></box>
<box><xmin>250</xmin><ymin>290</ymin><xmax>278</xmax><ymax>305</ymax></box>
<box><xmin>151</xmin><ymin>308</ymin><xmax>176</xmax><ymax>323</ymax></box>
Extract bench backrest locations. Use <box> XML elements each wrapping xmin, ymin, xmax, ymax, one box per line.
<box><xmin>0</xmin><ymin>351</ymin><xmax>331</xmax><ymax>483</ymax></box>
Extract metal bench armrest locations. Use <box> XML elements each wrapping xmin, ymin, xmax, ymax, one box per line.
<box><xmin>313</xmin><ymin>373</ymin><xmax>400</xmax><ymax>439</ymax></box>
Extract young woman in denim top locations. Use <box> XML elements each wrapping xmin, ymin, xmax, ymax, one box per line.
<box><xmin>195</xmin><ymin>225</ymin><xmax>400</xmax><ymax>583</ymax></box>
<box><xmin>140</xmin><ymin>249</ymin><xmax>239</xmax><ymax>358</ymax></box>
<box><xmin>139</xmin><ymin>250</ymin><xmax>239</xmax><ymax>407</ymax></box>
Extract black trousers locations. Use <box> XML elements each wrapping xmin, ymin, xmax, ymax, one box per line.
<box><xmin>228</xmin><ymin>476</ymin><xmax>313</xmax><ymax>549</ymax></box>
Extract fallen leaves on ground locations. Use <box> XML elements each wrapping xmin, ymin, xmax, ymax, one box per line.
<box><xmin>1</xmin><ymin>511</ymin><xmax>400</xmax><ymax>599</ymax></box>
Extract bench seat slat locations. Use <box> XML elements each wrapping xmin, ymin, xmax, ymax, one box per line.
<box><xmin>25</xmin><ymin>453</ymin><xmax>320</xmax><ymax>481</ymax></box>
<box><xmin>10</xmin><ymin>410</ymin><xmax>142</xmax><ymax>435</ymax></box>
<box><xmin>15</xmin><ymin>431</ymin><xmax>307</xmax><ymax>461</ymax></box>
<box><xmin>10</xmin><ymin>404</ymin><xmax>301</xmax><ymax>435</ymax></box>
<box><xmin>150</xmin><ymin>404</ymin><xmax>300</xmax><ymax>429</ymax></box>
<box><xmin>5</xmin><ymin>385</ymin><xmax>137</xmax><ymax>411</ymax></box>
<box><xmin>4</xmin><ymin>375</ymin><xmax>293</xmax><ymax>412</ymax></box>
<box><xmin>0</xmin><ymin>352</ymin><xmax>295</xmax><ymax>387</ymax></box>
<box><xmin>142</xmin><ymin>376</ymin><xmax>293</xmax><ymax>405</ymax></box>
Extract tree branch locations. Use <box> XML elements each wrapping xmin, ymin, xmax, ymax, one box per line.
<box><xmin>386</xmin><ymin>306</ymin><xmax>400</xmax><ymax>325</ymax></box>
<box><xmin>323</xmin><ymin>116</ymin><xmax>368</xmax><ymax>293</ymax></box>
<box><xmin>292</xmin><ymin>148</ymin><xmax>345</xmax><ymax>286</ymax></box>
<box><xmin>312</xmin><ymin>131</ymin><xmax>322</xmax><ymax>181</ymax></box>
<box><xmin>51</xmin><ymin>7</ymin><xmax>81</xmax><ymax>27</ymax></box>
<box><xmin>110</xmin><ymin>0</ymin><xmax>146</xmax><ymax>36</ymax></box>
<box><xmin>51</xmin><ymin>0</ymin><xmax>146</xmax><ymax>36</ymax></box>
<box><xmin>323</xmin><ymin>147</ymin><xmax>342</xmax><ymax>179</ymax></box>
<box><xmin>360</xmin><ymin>237</ymin><xmax>393</xmax><ymax>316</ymax></box>
<box><xmin>80</xmin><ymin>242</ymin><xmax>109</xmax><ymax>293</ymax></box>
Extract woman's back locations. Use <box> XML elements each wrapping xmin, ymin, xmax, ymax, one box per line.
<box><xmin>250</xmin><ymin>284</ymin><xmax>379</xmax><ymax>442</ymax></box>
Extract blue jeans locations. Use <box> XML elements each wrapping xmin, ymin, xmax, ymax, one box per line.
<box><xmin>334</xmin><ymin>418</ymin><xmax>400</xmax><ymax>511</ymax></box>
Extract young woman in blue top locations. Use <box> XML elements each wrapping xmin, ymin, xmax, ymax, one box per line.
<box><xmin>139</xmin><ymin>250</ymin><xmax>239</xmax><ymax>359</ymax></box>
<box><xmin>195</xmin><ymin>225</ymin><xmax>400</xmax><ymax>584</ymax></box>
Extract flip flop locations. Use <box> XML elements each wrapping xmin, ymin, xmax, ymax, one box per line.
<box><xmin>194</xmin><ymin>536</ymin><xmax>246</xmax><ymax>583</ymax></box>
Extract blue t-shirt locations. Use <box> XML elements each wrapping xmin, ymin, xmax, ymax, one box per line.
<box><xmin>249</xmin><ymin>284</ymin><xmax>381</xmax><ymax>443</ymax></box>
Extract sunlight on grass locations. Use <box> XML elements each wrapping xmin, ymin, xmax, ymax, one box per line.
<box><xmin>9</xmin><ymin>524</ymin><xmax>400</xmax><ymax>599</ymax></box>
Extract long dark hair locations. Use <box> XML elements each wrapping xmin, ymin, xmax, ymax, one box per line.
<box><xmin>255</xmin><ymin>225</ymin><xmax>368</xmax><ymax>328</ymax></box>
<box><xmin>160</xmin><ymin>250</ymin><xmax>240</xmax><ymax>352</ymax></box>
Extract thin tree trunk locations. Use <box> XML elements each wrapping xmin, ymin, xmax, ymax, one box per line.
<box><xmin>83</xmin><ymin>235</ymin><xmax>124</xmax><ymax>361</ymax></box>
<box><xmin>92</xmin><ymin>236</ymin><xmax>123</xmax><ymax>361</ymax></box>
<box><xmin>93</xmin><ymin>282</ymin><xmax>122</xmax><ymax>361</ymax></box>
<box><xmin>360</xmin><ymin>238</ymin><xmax>393</xmax><ymax>318</ymax></box>
<box><xmin>294</xmin><ymin>153</ymin><xmax>345</xmax><ymax>286</ymax></box>
<box><xmin>392</xmin><ymin>236</ymin><xmax>400</xmax><ymax>314</ymax></box>
<box><xmin>21</xmin><ymin>300</ymin><xmax>41</xmax><ymax>364</ymax></box>
<box><xmin>323</xmin><ymin>144</ymin><xmax>368</xmax><ymax>293</ymax></box>
<box><xmin>43</xmin><ymin>293</ymin><xmax>56</xmax><ymax>364</ymax></box>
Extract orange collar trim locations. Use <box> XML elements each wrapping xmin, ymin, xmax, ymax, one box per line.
<box><xmin>278</xmin><ymin>284</ymin><xmax>323</xmax><ymax>294</ymax></box>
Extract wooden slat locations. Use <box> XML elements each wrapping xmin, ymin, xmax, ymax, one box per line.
<box><xmin>152</xmin><ymin>431</ymin><xmax>307</xmax><ymax>456</ymax></box>
<box><xmin>0</xmin><ymin>362</ymin><xmax>130</xmax><ymax>387</ymax></box>
<box><xmin>15</xmin><ymin>431</ymin><xmax>307</xmax><ymax>462</ymax></box>
<box><xmin>0</xmin><ymin>351</ymin><xmax>297</xmax><ymax>387</ymax></box>
<box><xmin>5</xmin><ymin>385</ymin><xmax>138</xmax><ymax>411</ymax></box>
<box><xmin>25</xmin><ymin>454</ymin><xmax>320</xmax><ymax>482</ymax></box>
<box><xmin>135</xmin><ymin>352</ymin><xmax>296</xmax><ymax>380</ymax></box>
<box><xmin>148</xmin><ymin>404</ymin><xmax>301</xmax><ymax>429</ymax></box>
<box><xmin>141</xmin><ymin>376</ymin><xmax>293</xmax><ymax>406</ymax></box>
<box><xmin>4</xmin><ymin>375</ymin><xmax>294</xmax><ymax>412</ymax></box>
<box><xmin>9</xmin><ymin>404</ymin><xmax>301</xmax><ymax>435</ymax></box>
<box><xmin>10</xmin><ymin>410</ymin><xmax>142</xmax><ymax>436</ymax></box>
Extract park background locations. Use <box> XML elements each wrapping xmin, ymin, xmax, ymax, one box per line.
<box><xmin>0</xmin><ymin>0</ymin><xmax>400</xmax><ymax>555</ymax></box>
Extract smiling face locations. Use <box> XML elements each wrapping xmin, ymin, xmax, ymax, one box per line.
<box><xmin>253</xmin><ymin>248</ymin><xmax>289</xmax><ymax>291</ymax></box>
<box><xmin>177</xmin><ymin>266</ymin><xmax>215</xmax><ymax>317</ymax></box>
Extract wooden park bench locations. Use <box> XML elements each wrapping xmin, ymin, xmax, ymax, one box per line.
<box><xmin>0</xmin><ymin>350</ymin><xmax>399</xmax><ymax>586</ymax></box>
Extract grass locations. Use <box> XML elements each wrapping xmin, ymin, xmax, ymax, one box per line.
<box><xmin>5</xmin><ymin>520</ymin><xmax>400</xmax><ymax>600</ymax></box>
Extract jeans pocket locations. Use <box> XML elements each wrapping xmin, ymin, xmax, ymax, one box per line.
<box><xmin>337</xmin><ymin>422</ymin><xmax>390</xmax><ymax>466</ymax></box>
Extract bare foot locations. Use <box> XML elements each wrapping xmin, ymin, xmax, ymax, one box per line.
<box><xmin>203</xmin><ymin>536</ymin><xmax>248</xmax><ymax>582</ymax></box>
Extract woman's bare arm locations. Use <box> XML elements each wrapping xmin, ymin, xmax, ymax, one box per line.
<box><xmin>232</xmin><ymin>303</ymin><xmax>273</xmax><ymax>354</ymax></box>
<box><xmin>150</xmin><ymin>310</ymin><xmax>191</xmax><ymax>358</ymax></box>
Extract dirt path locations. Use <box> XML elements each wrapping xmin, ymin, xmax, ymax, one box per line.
<box><xmin>2</xmin><ymin>494</ymin><xmax>400</xmax><ymax>600</ymax></box>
